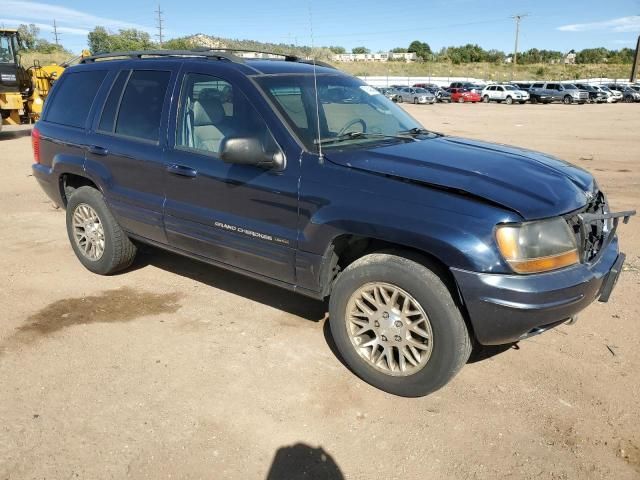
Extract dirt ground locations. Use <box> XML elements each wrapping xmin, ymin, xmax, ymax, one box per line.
<box><xmin>1</xmin><ymin>103</ymin><xmax>638</xmax><ymax>480</ymax></box>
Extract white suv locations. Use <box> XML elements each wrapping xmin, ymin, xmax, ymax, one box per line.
<box><xmin>481</xmin><ymin>84</ymin><xmax>530</xmax><ymax>104</ymax></box>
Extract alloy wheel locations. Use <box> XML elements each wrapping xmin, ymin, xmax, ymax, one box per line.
<box><xmin>345</xmin><ymin>282</ymin><xmax>434</xmax><ymax>376</ymax></box>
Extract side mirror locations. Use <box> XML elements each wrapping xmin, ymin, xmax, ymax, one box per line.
<box><xmin>219</xmin><ymin>136</ymin><xmax>285</xmax><ymax>171</ymax></box>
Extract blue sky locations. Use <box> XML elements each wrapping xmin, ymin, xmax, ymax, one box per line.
<box><xmin>1</xmin><ymin>0</ymin><xmax>639</xmax><ymax>54</ymax></box>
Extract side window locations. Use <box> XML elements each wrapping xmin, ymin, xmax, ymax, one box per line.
<box><xmin>176</xmin><ymin>72</ymin><xmax>275</xmax><ymax>156</ymax></box>
<box><xmin>497</xmin><ymin>86</ymin><xmax>504</xmax><ymax>92</ymax></box>
<box><xmin>45</xmin><ymin>70</ymin><xmax>107</xmax><ymax>128</ymax></box>
<box><xmin>114</xmin><ymin>70</ymin><xmax>171</xmax><ymax>142</ymax></box>
<box><xmin>97</xmin><ymin>70</ymin><xmax>129</xmax><ymax>133</ymax></box>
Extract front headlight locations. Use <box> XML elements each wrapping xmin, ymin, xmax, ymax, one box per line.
<box><xmin>495</xmin><ymin>218</ymin><xmax>579</xmax><ymax>274</ymax></box>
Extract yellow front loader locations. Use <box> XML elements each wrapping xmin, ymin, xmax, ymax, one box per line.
<box><xmin>1</xmin><ymin>28</ymin><xmax>87</xmax><ymax>129</ymax></box>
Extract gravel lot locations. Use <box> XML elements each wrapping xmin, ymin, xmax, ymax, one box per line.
<box><xmin>1</xmin><ymin>103</ymin><xmax>639</xmax><ymax>479</ymax></box>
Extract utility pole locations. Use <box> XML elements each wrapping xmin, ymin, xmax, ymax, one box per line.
<box><xmin>631</xmin><ymin>35</ymin><xmax>640</xmax><ymax>83</ymax></box>
<box><xmin>511</xmin><ymin>14</ymin><xmax>528</xmax><ymax>68</ymax></box>
<box><xmin>53</xmin><ymin>19</ymin><xmax>60</xmax><ymax>46</ymax></box>
<box><xmin>155</xmin><ymin>4</ymin><xmax>164</xmax><ymax>47</ymax></box>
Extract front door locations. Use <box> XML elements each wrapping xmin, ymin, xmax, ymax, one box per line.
<box><xmin>163</xmin><ymin>65</ymin><xmax>301</xmax><ymax>284</ymax></box>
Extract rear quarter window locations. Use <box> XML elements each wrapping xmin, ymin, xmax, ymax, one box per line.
<box><xmin>45</xmin><ymin>70</ymin><xmax>107</xmax><ymax>128</ymax></box>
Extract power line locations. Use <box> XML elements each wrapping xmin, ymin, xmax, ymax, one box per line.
<box><xmin>155</xmin><ymin>4</ymin><xmax>164</xmax><ymax>47</ymax></box>
<box><xmin>53</xmin><ymin>19</ymin><xmax>60</xmax><ymax>46</ymax></box>
<box><xmin>511</xmin><ymin>13</ymin><xmax>528</xmax><ymax>67</ymax></box>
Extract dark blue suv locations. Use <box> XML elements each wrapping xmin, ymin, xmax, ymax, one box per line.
<box><xmin>32</xmin><ymin>50</ymin><xmax>634</xmax><ymax>397</ymax></box>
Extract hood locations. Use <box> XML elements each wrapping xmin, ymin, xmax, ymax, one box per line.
<box><xmin>325</xmin><ymin>136</ymin><xmax>594</xmax><ymax>220</ymax></box>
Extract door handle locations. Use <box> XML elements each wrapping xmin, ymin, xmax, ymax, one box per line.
<box><xmin>166</xmin><ymin>164</ymin><xmax>198</xmax><ymax>178</ymax></box>
<box><xmin>88</xmin><ymin>145</ymin><xmax>109</xmax><ymax>156</ymax></box>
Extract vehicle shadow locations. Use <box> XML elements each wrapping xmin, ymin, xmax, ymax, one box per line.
<box><xmin>467</xmin><ymin>342</ymin><xmax>519</xmax><ymax>363</ymax></box>
<box><xmin>0</xmin><ymin>126</ymin><xmax>33</xmax><ymax>140</ymax></box>
<box><xmin>132</xmin><ymin>245</ymin><xmax>327</xmax><ymax>323</ymax></box>
<box><xmin>266</xmin><ymin>443</ymin><xmax>344</xmax><ymax>480</ymax></box>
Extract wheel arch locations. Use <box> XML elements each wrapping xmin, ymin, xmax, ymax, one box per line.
<box><xmin>320</xmin><ymin>233</ymin><xmax>477</xmax><ymax>342</ymax></box>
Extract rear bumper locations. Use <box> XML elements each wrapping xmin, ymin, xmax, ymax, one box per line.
<box><xmin>452</xmin><ymin>237</ymin><xmax>621</xmax><ymax>345</ymax></box>
<box><xmin>32</xmin><ymin>163</ymin><xmax>63</xmax><ymax>207</ymax></box>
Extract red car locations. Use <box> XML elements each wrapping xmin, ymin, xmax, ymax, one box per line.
<box><xmin>449</xmin><ymin>88</ymin><xmax>481</xmax><ymax>103</ymax></box>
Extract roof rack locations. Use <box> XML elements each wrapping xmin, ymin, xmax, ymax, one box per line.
<box><xmin>80</xmin><ymin>48</ymin><xmax>336</xmax><ymax>70</ymax></box>
<box><xmin>80</xmin><ymin>49</ymin><xmax>244</xmax><ymax>64</ymax></box>
<box><xmin>192</xmin><ymin>48</ymin><xmax>336</xmax><ymax>69</ymax></box>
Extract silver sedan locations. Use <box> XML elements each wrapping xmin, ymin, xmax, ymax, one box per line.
<box><xmin>392</xmin><ymin>87</ymin><xmax>436</xmax><ymax>104</ymax></box>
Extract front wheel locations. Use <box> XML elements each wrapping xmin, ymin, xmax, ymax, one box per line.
<box><xmin>66</xmin><ymin>186</ymin><xmax>137</xmax><ymax>275</ymax></box>
<box><xmin>482</xmin><ymin>95</ymin><xmax>490</xmax><ymax>103</ymax></box>
<box><xmin>505</xmin><ymin>96</ymin><xmax>513</xmax><ymax>105</ymax></box>
<box><xmin>328</xmin><ymin>253</ymin><xmax>472</xmax><ymax>397</ymax></box>
<box><xmin>396</xmin><ymin>95</ymin><xmax>403</xmax><ymax>103</ymax></box>
<box><xmin>457</xmin><ymin>97</ymin><xmax>465</xmax><ymax>103</ymax></box>
<box><xmin>531</xmin><ymin>96</ymin><xmax>538</xmax><ymax>104</ymax></box>
<box><xmin>563</xmin><ymin>95</ymin><xmax>572</xmax><ymax>105</ymax></box>
<box><xmin>413</xmin><ymin>97</ymin><xmax>418</xmax><ymax>104</ymax></box>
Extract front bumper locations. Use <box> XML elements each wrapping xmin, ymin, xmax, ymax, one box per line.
<box><xmin>452</xmin><ymin>237</ymin><xmax>623</xmax><ymax>345</ymax></box>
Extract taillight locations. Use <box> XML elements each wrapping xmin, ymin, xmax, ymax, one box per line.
<box><xmin>32</xmin><ymin>126</ymin><xmax>41</xmax><ymax>164</ymax></box>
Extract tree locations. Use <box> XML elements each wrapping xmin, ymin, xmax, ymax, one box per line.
<box><xmin>576</xmin><ymin>48</ymin><xmax>609</xmax><ymax>64</ymax></box>
<box><xmin>17</xmin><ymin>24</ymin><xmax>39</xmax><ymax>50</ymax></box>
<box><xmin>162</xmin><ymin>37</ymin><xmax>194</xmax><ymax>50</ymax></box>
<box><xmin>351</xmin><ymin>46</ymin><xmax>369</xmax><ymax>54</ymax></box>
<box><xmin>407</xmin><ymin>40</ymin><xmax>432</xmax><ymax>61</ymax></box>
<box><xmin>390</xmin><ymin>47</ymin><xmax>407</xmax><ymax>53</ymax></box>
<box><xmin>88</xmin><ymin>27</ymin><xmax>155</xmax><ymax>54</ymax></box>
<box><xmin>329</xmin><ymin>46</ymin><xmax>346</xmax><ymax>54</ymax></box>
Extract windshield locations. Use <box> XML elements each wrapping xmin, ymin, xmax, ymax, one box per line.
<box><xmin>256</xmin><ymin>74</ymin><xmax>424</xmax><ymax>151</ymax></box>
<box><xmin>0</xmin><ymin>36</ymin><xmax>15</xmax><ymax>63</ymax></box>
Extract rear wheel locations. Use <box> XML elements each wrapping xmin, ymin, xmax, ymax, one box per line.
<box><xmin>457</xmin><ymin>97</ymin><xmax>465</xmax><ymax>103</ymax></box>
<box><xmin>328</xmin><ymin>253</ymin><xmax>472</xmax><ymax>397</ymax></box>
<box><xmin>66</xmin><ymin>186</ymin><xmax>137</xmax><ymax>275</ymax></box>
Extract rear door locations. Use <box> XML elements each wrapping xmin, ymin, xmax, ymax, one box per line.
<box><xmin>87</xmin><ymin>62</ymin><xmax>180</xmax><ymax>243</ymax></box>
<box><xmin>37</xmin><ymin>68</ymin><xmax>109</xmax><ymax>182</ymax></box>
<box><xmin>162</xmin><ymin>64</ymin><xmax>301</xmax><ymax>283</ymax></box>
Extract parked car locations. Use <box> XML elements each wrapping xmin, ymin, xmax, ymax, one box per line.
<box><xmin>575</xmin><ymin>83</ymin><xmax>608</xmax><ymax>103</ymax></box>
<box><xmin>449</xmin><ymin>82</ymin><xmax>484</xmax><ymax>93</ymax></box>
<box><xmin>425</xmin><ymin>86</ymin><xmax>451</xmax><ymax>103</ymax></box>
<box><xmin>393</xmin><ymin>87</ymin><xmax>436</xmax><ymax>104</ymax></box>
<box><xmin>448</xmin><ymin>87</ymin><xmax>481</xmax><ymax>103</ymax></box>
<box><xmin>412</xmin><ymin>83</ymin><xmax>439</xmax><ymax>89</ymax></box>
<box><xmin>32</xmin><ymin>49</ymin><xmax>634</xmax><ymax>397</ymax></box>
<box><xmin>597</xmin><ymin>85</ymin><xmax>622</xmax><ymax>103</ymax></box>
<box><xmin>607</xmin><ymin>84</ymin><xmax>640</xmax><ymax>103</ymax></box>
<box><xmin>481</xmin><ymin>84</ymin><xmax>530</xmax><ymax>104</ymax></box>
<box><xmin>529</xmin><ymin>82</ymin><xmax>589</xmax><ymax>104</ymax></box>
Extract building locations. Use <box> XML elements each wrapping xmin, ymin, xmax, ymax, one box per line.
<box><xmin>564</xmin><ymin>52</ymin><xmax>576</xmax><ymax>65</ymax></box>
<box><xmin>333</xmin><ymin>52</ymin><xmax>418</xmax><ymax>63</ymax></box>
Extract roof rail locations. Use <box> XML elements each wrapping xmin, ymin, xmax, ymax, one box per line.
<box><xmin>80</xmin><ymin>49</ymin><xmax>244</xmax><ymax>64</ymax></box>
<box><xmin>191</xmin><ymin>48</ymin><xmax>337</xmax><ymax>69</ymax></box>
<box><xmin>80</xmin><ymin>48</ymin><xmax>337</xmax><ymax>70</ymax></box>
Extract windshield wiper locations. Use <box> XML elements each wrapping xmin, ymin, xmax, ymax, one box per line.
<box><xmin>314</xmin><ymin>131</ymin><xmax>416</xmax><ymax>146</ymax></box>
<box><xmin>397</xmin><ymin>127</ymin><xmax>443</xmax><ymax>137</ymax></box>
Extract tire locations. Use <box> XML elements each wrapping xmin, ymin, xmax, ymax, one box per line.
<box><xmin>505</xmin><ymin>96</ymin><xmax>513</xmax><ymax>105</ymax></box>
<box><xmin>413</xmin><ymin>97</ymin><xmax>418</xmax><ymax>104</ymax></box>
<box><xmin>563</xmin><ymin>95</ymin><xmax>572</xmax><ymax>105</ymax></box>
<box><xmin>328</xmin><ymin>252</ymin><xmax>472</xmax><ymax>397</ymax></box>
<box><xmin>457</xmin><ymin>97</ymin><xmax>465</xmax><ymax>103</ymax></box>
<box><xmin>531</xmin><ymin>96</ymin><xmax>538</xmax><ymax>104</ymax></box>
<box><xmin>65</xmin><ymin>186</ymin><xmax>137</xmax><ymax>275</ymax></box>
<box><xmin>397</xmin><ymin>96</ymin><xmax>403</xmax><ymax>103</ymax></box>
<box><xmin>482</xmin><ymin>95</ymin><xmax>490</xmax><ymax>103</ymax></box>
